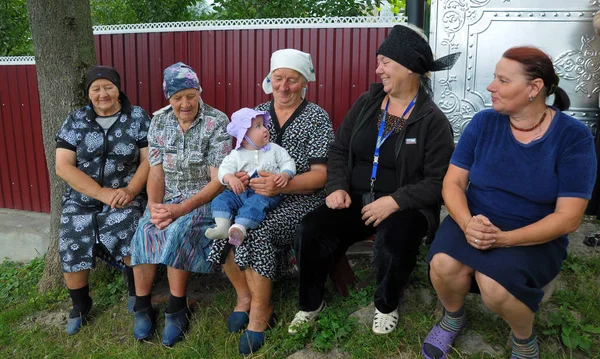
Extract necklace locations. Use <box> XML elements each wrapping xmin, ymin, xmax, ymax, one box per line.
<box><xmin>509</xmin><ymin>109</ymin><xmax>547</xmax><ymax>132</ymax></box>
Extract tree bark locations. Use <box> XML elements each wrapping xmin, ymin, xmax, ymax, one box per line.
<box><xmin>27</xmin><ymin>0</ymin><xmax>97</xmax><ymax>292</ymax></box>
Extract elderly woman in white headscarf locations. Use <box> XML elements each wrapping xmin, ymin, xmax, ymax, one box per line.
<box><xmin>208</xmin><ymin>49</ymin><xmax>334</xmax><ymax>355</ymax></box>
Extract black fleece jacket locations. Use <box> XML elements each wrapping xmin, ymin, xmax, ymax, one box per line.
<box><xmin>326</xmin><ymin>83</ymin><xmax>455</xmax><ymax>240</ymax></box>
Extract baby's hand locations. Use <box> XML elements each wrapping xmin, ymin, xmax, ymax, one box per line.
<box><xmin>225</xmin><ymin>174</ymin><xmax>245</xmax><ymax>195</ymax></box>
<box><xmin>230</xmin><ymin>177</ymin><xmax>245</xmax><ymax>195</ymax></box>
<box><xmin>274</xmin><ymin>172</ymin><xmax>291</xmax><ymax>188</ymax></box>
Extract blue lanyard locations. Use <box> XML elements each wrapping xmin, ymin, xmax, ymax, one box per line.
<box><xmin>370</xmin><ymin>95</ymin><xmax>417</xmax><ymax>190</ymax></box>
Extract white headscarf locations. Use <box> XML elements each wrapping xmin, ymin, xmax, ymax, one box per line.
<box><xmin>262</xmin><ymin>49</ymin><xmax>316</xmax><ymax>97</ymax></box>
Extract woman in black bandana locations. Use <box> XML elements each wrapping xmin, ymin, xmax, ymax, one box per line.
<box><xmin>289</xmin><ymin>25</ymin><xmax>459</xmax><ymax>335</ymax></box>
<box><xmin>55</xmin><ymin>66</ymin><xmax>151</xmax><ymax>335</ymax></box>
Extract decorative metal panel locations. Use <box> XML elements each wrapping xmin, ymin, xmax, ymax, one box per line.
<box><xmin>430</xmin><ymin>0</ymin><xmax>600</xmax><ymax>139</ymax></box>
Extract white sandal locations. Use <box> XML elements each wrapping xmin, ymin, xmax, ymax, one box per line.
<box><xmin>288</xmin><ymin>300</ymin><xmax>326</xmax><ymax>334</ymax></box>
<box><xmin>372</xmin><ymin>307</ymin><xmax>399</xmax><ymax>334</ymax></box>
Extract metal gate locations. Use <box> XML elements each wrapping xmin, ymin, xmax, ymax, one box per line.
<box><xmin>430</xmin><ymin>0</ymin><xmax>600</xmax><ymax>139</ymax></box>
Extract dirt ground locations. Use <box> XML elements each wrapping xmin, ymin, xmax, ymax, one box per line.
<box><xmin>563</xmin><ymin>215</ymin><xmax>600</xmax><ymax>258</ymax></box>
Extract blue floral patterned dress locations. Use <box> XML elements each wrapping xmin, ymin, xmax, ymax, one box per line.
<box><xmin>130</xmin><ymin>102</ymin><xmax>232</xmax><ymax>273</ymax></box>
<box><xmin>56</xmin><ymin>103</ymin><xmax>151</xmax><ymax>273</ymax></box>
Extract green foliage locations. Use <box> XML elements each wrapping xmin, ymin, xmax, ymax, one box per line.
<box><xmin>89</xmin><ymin>0</ymin><xmax>207</xmax><ymax>25</ymax></box>
<box><xmin>544</xmin><ymin>305</ymin><xmax>600</xmax><ymax>353</ymax></box>
<box><xmin>385</xmin><ymin>0</ymin><xmax>432</xmax><ymax>15</ymax></box>
<box><xmin>539</xmin><ymin>254</ymin><xmax>600</xmax><ymax>355</ymax></box>
<box><xmin>211</xmin><ymin>0</ymin><xmax>384</xmax><ymax>19</ymax></box>
<box><xmin>386</xmin><ymin>0</ymin><xmax>406</xmax><ymax>15</ymax></box>
<box><xmin>312</xmin><ymin>307</ymin><xmax>356</xmax><ymax>352</ymax></box>
<box><xmin>0</xmin><ymin>258</ymin><xmax>44</xmax><ymax>309</ymax></box>
<box><xmin>352</xmin><ymin>285</ymin><xmax>375</xmax><ymax>307</ymax></box>
<box><xmin>3</xmin><ymin>246</ymin><xmax>600</xmax><ymax>357</ymax></box>
<box><xmin>89</xmin><ymin>265</ymin><xmax>127</xmax><ymax>308</ymax></box>
<box><xmin>0</xmin><ymin>0</ymin><xmax>33</xmax><ymax>56</ymax></box>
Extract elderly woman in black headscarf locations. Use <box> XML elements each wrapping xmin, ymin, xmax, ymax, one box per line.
<box><xmin>289</xmin><ymin>24</ymin><xmax>459</xmax><ymax>335</ymax></box>
<box><xmin>55</xmin><ymin>65</ymin><xmax>151</xmax><ymax>335</ymax></box>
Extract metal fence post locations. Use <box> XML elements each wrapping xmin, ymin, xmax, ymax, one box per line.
<box><xmin>406</xmin><ymin>0</ymin><xmax>425</xmax><ymax>28</ymax></box>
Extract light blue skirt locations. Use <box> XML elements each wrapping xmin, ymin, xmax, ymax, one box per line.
<box><xmin>130</xmin><ymin>197</ymin><xmax>215</xmax><ymax>273</ymax></box>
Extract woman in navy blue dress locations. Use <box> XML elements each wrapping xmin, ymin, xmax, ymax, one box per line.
<box><xmin>422</xmin><ymin>47</ymin><xmax>597</xmax><ymax>359</ymax></box>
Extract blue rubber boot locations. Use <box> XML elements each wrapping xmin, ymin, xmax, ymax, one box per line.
<box><xmin>66</xmin><ymin>299</ymin><xmax>92</xmax><ymax>335</ymax></box>
<box><xmin>133</xmin><ymin>306</ymin><xmax>156</xmax><ymax>340</ymax></box>
<box><xmin>227</xmin><ymin>311</ymin><xmax>250</xmax><ymax>333</ymax></box>
<box><xmin>161</xmin><ymin>307</ymin><xmax>190</xmax><ymax>347</ymax></box>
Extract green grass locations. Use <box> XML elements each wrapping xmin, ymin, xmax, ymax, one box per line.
<box><xmin>1</xmin><ymin>251</ymin><xmax>599</xmax><ymax>358</ymax></box>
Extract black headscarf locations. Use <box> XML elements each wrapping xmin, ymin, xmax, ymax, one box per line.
<box><xmin>84</xmin><ymin>65</ymin><xmax>131</xmax><ymax>117</ymax></box>
<box><xmin>377</xmin><ymin>25</ymin><xmax>460</xmax><ymax>74</ymax></box>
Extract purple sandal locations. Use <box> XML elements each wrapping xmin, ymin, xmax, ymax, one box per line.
<box><xmin>421</xmin><ymin>324</ymin><xmax>460</xmax><ymax>359</ymax></box>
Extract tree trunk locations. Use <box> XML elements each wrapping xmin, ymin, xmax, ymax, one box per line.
<box><xmin>27</xmin><ymin>0</ymin><xmax>97</xmax><ymax>292</ymax></box>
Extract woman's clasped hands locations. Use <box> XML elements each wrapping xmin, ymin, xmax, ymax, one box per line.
<box><xmin>97</xmin><ymin>187</ymin><xmax>135</xmax><ymax>209</ymax></box>
<box><xmin>463</xmin><ymin>214</ymin><xmax>506</xmax><ymax>250</ymax></box>
<box><xmin>149</xmin><ymin>202</ymin><xmax>186</xmax><ymax>230</ymax></box>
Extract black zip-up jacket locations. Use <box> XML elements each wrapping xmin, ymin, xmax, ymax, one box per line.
<box><xmin>326</xmin><ymin>83</ymin><xmax>455</xmax><ymax>240</ymax></box>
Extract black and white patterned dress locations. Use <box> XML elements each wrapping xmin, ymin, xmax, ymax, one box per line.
<box><xmin>56</xmin><ymin>103</ymin><xmax>151</xmax><ymax>273</ymax></box>
<box><xmin>208</xmin><ymin>100</ymin><xmax>334</xmax><ymax>280</ymax></box>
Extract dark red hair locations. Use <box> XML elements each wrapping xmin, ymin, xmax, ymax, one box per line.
<box><xmin>503</xmin><ymin>46</ymin><xmax>570</xmax><ymax>110</ymax></box>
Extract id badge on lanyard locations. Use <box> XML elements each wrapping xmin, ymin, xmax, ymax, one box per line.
<box><xmin>368</xmin><ymin>95</ymin><xmax>417</xmax><ymax>197</ymax></box>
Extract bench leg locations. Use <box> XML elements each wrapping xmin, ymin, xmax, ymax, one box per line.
<box><xmin>328</xmin><ymin>254</ymin><xmax>356</xmax><ymax>297</ymax></box>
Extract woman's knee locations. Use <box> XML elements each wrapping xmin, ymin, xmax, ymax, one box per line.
<box><xmin>430</xmin><ymin>253</ymin><xmax>472</xmax><ymax>279</ymax></box>
<box><xmin>475</xmin><ymin>272</ymin><xmax>511</xmax><ymax>308</ymax></box>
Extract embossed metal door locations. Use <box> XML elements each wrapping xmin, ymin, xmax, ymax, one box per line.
<box><xmin>430</xmin><ymin>0</ymin><xmax>600</xmax><ymax>138</ymax></box>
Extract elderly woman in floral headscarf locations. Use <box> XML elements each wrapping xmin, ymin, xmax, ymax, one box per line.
<box><xmin>129</xmin><ymin>62</ymin><xmax>231</xmax><ymax>347</ymax></box>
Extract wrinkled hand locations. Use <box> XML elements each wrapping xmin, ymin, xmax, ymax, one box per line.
<box><xmin>97</xmin><ymin>188</ymin><xmax>119</xmax><ymax>207</ymax></box>
<box><xmin>464</xmin><ymin>214</ymin><xmax>499</xmax><ymax>250</ymax></box>
<box><xmin>149</xmin><ymin>202</ymin><xmax>185</xmax><ymax>230</ymax></box>
<box><xmin>249</xmin><ymin>171</ymin><xmax>280</xmax><ymax>197</ymax></box>
<box><xmin>361</xmin><ymin>196</ymin><xmax>399</xmax><ymax>227</ymax></box>
<box><xmin>274</xmin><ymin>173</ymin><xmax>291</xmax><ymax>188</ymax></box>
<box><xmin>325</xmin><ymin>190</ymin><xmax>351</xmax><ymax>209</ymax></box>
<box><xmin>227</xmin><ymin>176</ymin><xmax>245</xmax><ymax>195</ymax></box>
<box><xmin>110</xmin><ymin>187</ymin><xmax>135</xmax><ymax>208</ymax></box>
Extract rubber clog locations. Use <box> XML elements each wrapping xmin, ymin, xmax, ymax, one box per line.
<box><xmin>421</xmin><ymin>324</ymin><xmax>461</xmax><ymax>359</ymax></box>
<box><xmin>227</xmin><ymin>311</ymin><xmax>250</xmax><ymax>333</ymax></box>
<box><xmin>133</xmin><ymin>306</ymin><xmax>156</xmax><ymax>341</ymax></box>
<box><xmin>66</xmin><ymin>299</ymin><xmax>92</xmax><ymax>335</ymax></box>
<box><xmin>161</xmin><ymin>307</ymin><xmax>190</xmax><ymax>347</ymax></box>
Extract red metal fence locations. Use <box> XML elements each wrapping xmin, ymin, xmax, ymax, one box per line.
<box><xmin>0</xmin><ymin>24</ymin><xmax>393</xmax><ymax>213</ymax></box>
<box><xmin>0</xmin><ymin>64</ymin><xmax>50</xmax><ymax>213</ymax></box>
